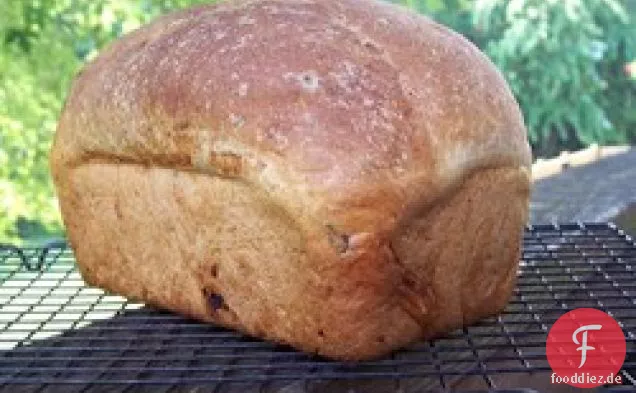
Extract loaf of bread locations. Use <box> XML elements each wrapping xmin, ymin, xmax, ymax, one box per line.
<box><xmin>50</xmin><ymin>0</ymin><xmax>531</xmax><ymax>360</ymax></box>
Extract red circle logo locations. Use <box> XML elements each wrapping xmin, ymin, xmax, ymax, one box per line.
<box><xmin>546</xmin><ymin>308</ymin><xmax>626</xmax><ymax>388</ymax></box>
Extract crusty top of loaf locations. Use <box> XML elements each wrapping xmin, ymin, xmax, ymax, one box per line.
<box><xmin>51</xmin><ymin>0</ymin><xmax>531</xmax><ymax>235</ymax></box>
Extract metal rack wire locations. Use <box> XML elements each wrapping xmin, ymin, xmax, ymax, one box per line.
<box><xmin>0</xmin><ymin>222</ymin><xmax>635</xmax><ymax>392</ymax></box>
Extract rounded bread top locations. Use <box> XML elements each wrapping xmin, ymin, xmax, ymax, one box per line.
<box><xmin>52</xmin><ymin>0</ymin><xmax>531</xmax><ymax>230</ymax></box>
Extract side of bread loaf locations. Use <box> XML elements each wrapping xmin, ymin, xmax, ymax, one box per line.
<box><xmin>51</xmin><ymin>0</ymin><xmax>531</xmax><ymax>360</ymax></box>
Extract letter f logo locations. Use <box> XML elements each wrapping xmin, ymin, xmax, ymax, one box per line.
<box><xmin>572</xmin><ymin>324</ymin><xmax>602</xmax><ymax>368</ymax></box>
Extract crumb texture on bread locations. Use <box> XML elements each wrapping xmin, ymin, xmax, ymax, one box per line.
<box><xmin>51</xmin><ymin>0</ymin><xmax>532</xmax><ymax>360</ymax></box>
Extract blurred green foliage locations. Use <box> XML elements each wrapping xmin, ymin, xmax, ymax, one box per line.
<box><xmin>1</xmin><ymin>0</ymin><xmax>635</xmax><ymax>241</ymax></box>
<box><xmin>398</xmin><ymin>0</ymin><xmax>636</xmax><ymax>156</ymax></box>
<box><xmin>472</xmin><ymin>0</ymin><xmax>636</xmax><ymax>156</ymax></box>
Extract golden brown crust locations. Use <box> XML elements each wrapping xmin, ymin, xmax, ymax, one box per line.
<box><xmin>51</xmin><ymin>0</ymin><xmax>532</xmax><ymax>360</ymax></box>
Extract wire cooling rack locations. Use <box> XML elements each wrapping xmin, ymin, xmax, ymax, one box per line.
<box><xmin>0</xmin><ymin>222</ymin><xmax>635</xmax><ymax>393</ymax></box>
